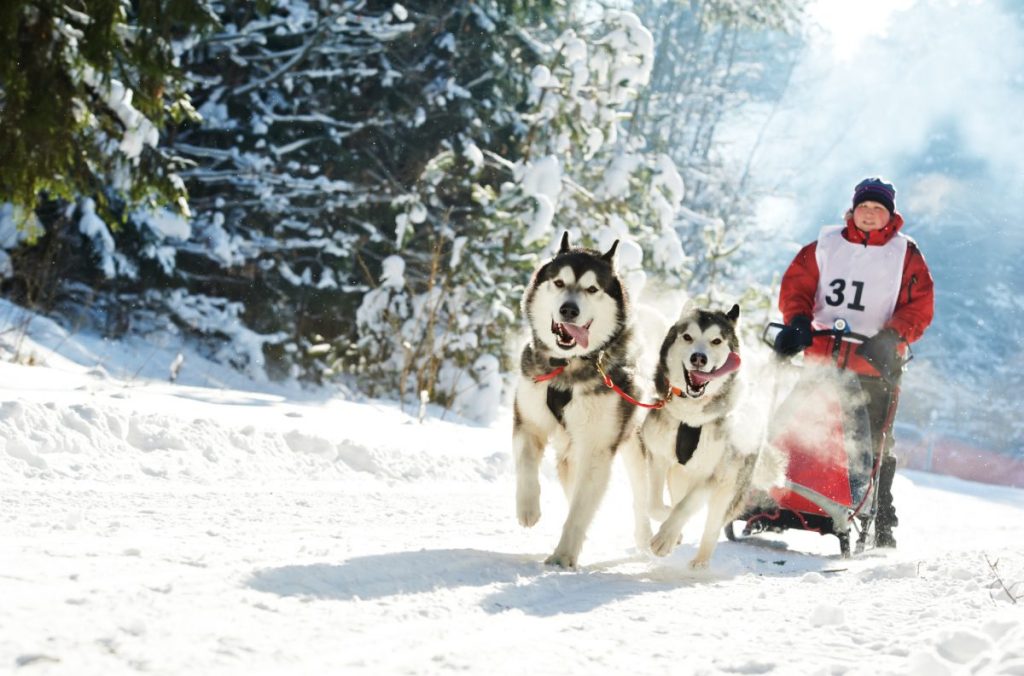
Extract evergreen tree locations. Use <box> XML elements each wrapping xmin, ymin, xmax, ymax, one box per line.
<box><xmin>0</xmin><ymin>0</ymin><xmax>216</xmax><ymax>318</ymax></box>
<box><xmin>350</xmin><ymin>7</ymin><xmax>691</xmax><ymax>418</ymax></box>
<box><xmin>165</xmin><ymin>1</ymin><xmax>555</xmax><ymax>386</ymax></box>
<box><xmin>2</xmin><ymin>1</ymin><xmax>811</xmax><ymax>423</ymax></box>
<box><xmin>159</xmin><ymin>1</ymin><xmax>688</xmax><ymax>414</ymax></box>
<box><xmin>0</xmin><ymin>0</ymin><xmax>216</xmax><ymax>220</ymax></box>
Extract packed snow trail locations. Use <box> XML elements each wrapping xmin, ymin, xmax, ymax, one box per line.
<box><xmin>5</xmin><ymin>469</ymin><xmax>1024</xmax><ymax>674</ymax></box>
<box><xmin>1</xmin><ymin>348</ymin><xmax>1023</xmax><ymax>674</ymax></box>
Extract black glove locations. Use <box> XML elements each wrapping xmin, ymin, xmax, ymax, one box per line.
<box><xmin>856</xmin><ymin>328</ymin><xmax>903</xmax><ymax>383</ymax></box>
<box><xmin>773</xmin><ymin>315</ymin><xmax>813</xmax><ymax>357</ymax></box>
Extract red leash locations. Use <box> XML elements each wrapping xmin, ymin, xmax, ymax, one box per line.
<box><xmin>595</xmin><ymin>358</ymin><xmax>668</xmax><ymax>409</ymax></box>
<box><xmin>603</xmin><ymin>375</ymin><xmax>668</xmax><ymax>409</ymax></box>
<box><xmin>532</xmin><ymin>356</ymin><xmax>670</xmax><ymax>409</ymax></box>
<box><xmin>596</xmin><ymin>352</ymin><xmax>741</xmax><ymax>410</ymax></box>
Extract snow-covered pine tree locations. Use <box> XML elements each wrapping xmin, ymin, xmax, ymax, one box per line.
<box><xmin>0</xmin><ymin>0</ymin><xmax>216</xmax><ymax>314</ymax></box>
<box><xmin>164</xmin><ymin>1</ymin><xmax>566</xmax><ymax>387</ymax></box>
<box><xmin>151</xmin><ymin>1</ymin><xmax>682</xmax><ymax>412</ymax></box>
<box><xmin>3</xmin><ymin>1</ymin><xmax>809</xmax><ymax>421</ymax></box>
<box><xmin>628</xmin><ymin>0</ymin><xmax>806</xmax><ymax>320</ymax></box>
<box><xmin>351</xmin><ymin>6</ymin><xmax>693</xmax><ymax>420</ymax></box>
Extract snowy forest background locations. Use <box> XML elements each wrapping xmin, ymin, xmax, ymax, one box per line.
<box><xmin>1</xmin><ymin>0</ymin><xmax>1021</xmax><ymax>460</ymax></box>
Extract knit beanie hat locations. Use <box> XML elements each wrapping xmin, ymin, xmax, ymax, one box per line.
<box><xmin>852</xmin><ymin>177</ymin><xmax>896</xmax><ymax>213</ymax></box>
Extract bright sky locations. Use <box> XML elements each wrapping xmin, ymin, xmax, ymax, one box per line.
<box><xmin>808</xmin><ymin>0</ymin><xmax>916</xmax><ymax>59</ymax></box>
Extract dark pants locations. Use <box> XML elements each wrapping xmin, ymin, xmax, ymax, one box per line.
<box><xmin>856</xmin><ymin>375</ymin><xmax>899</xmax><ymax>534</ymax></box>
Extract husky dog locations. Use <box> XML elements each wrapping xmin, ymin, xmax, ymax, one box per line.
<box><xmin>624</xmin><ymin>302</ymin><xmax>784</xmax><ymax>569</ymax></box>
<box><xmin>514</xmin><ymin>232</ymin><xmax>642</xmax><ymax>569</ymax></box>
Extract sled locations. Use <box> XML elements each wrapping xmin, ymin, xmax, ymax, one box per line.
<box><xmin>725</xmin><ymin>322</ymin><xmax>905</xmax><ymax>558</ymax></box>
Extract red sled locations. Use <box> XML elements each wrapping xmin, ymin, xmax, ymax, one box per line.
<box><xmin>726</xmin><ymin>324</ymin><xmax>901</xmax><ymax>557</ymax></box>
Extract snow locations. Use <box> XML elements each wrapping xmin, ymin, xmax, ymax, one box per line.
<box><xmin>516</xmin><ymin>156</ymin><xmax>563</xmax><ymax>245</ymax></box>
<box><xmin>81</xmin><ymin>70</ymin><xmax>159</xmax><ymax>159</ymax></box>
<box><xmin>136</xmin><ymin>209</ymin><xmax>191</xmax><ymax>241</ymax></box>
<box><xmin>650</xmin><ymin>153</ymin><xmax>685</xmax><ymax>229</ymax></box>
<box><xmin>462</xmin><ymin>143</ymin><xmax>484</xmax><ymax>174</ymax></box>
<box><xmin>530</xmin><ymin>64</ymin><xmax>551</xmax><ymax>89</ymax></box>
<box><xmin>1</xmin><ymin>203</ymin><xmax>40</xmax><ymax>250</ymax></box>
<box><xmin>559</xmin><ymin>32</ymin><xmax>589</xmax><ymax>97</ymax></box>
<box><xmin>378</xmin><ymin>255</ymin><xmax>406</xmax><ymax>289</ymax></box>
<box><xmin>162</xmin><ymin>292</ymin><xmax>286</xmax><ymax>382</ymax></box>
<box><xmin>598</xmin><ymin>152</ymin><xmax>640</xmax><ymax>199</ymax></box>
<box><xmin>3</xmin><ymin>308</ymin><xmax>1024</xmax><ymax>674</ymax></box>
<box><xmin>597</xmin><ymin>11</ymin><xmax>654</xmax><ymax>101</ymax></box>
<box><xmin>77</xmin><ymin>198</ymin><xmax>119</xmax><ymax>278</ymax></box>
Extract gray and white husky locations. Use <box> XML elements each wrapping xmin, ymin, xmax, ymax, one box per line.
<box><xmin>514</xmin><ymin>232</ymin><xmax>642</xmax><ymax>569</ymax></box>
<box><xmin>623</xmin><ymin>302</ymin><xmax>785</xmax><ymax>569</ymax></box>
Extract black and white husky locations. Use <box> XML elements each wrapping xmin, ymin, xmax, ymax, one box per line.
<box><xmin>513</xmin><ymin>232</ymin><xmax>642</xmax><ymax>569</ymax></box>
<box><xmin>624</xmin><ymin>302</ymin><xmax>785</xmax><ymax>569</ymax></box>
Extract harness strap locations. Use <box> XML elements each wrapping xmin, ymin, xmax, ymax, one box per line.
<box><xmin>594</xmin><ymin>354</ymin><xmax>669</xmax><ymax>409</ymax></box>
<box><xmin>600</xmin><ymin>373</ymin><xmax>667</xmax><ymax>409</ymax></box>
<box><xmin>533</xmin><ymin>357</ymin><xmax>671</xmax><ymax>408</ymax></box>
<box><xmin>533</xmin><ymin>366</ymin><xmax>565</xmax><ymax>383</ymax></box>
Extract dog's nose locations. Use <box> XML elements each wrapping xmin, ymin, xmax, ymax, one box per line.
<box><xmin>559</xmin><ymin>302</ymin><xmax>580</xmax><ymax>322</ymax></box>
<box><xmin>690</xmin><ymin>352</ymin><xmax>707</xmax><ymax>369</ymax></box>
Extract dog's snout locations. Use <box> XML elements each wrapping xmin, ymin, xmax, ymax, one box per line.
<box><xmin>690</xmin><ymin>352</ymin><xmax>708</xmax><ymax>369</ymax></box>
<box><xmin>559</xmin><ymin>302</ymin><xmax>580</xmax><ymax>322</ymax></box>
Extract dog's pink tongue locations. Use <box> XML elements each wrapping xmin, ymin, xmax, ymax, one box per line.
<box><xmin>689</xmin><ymin>352</ymin><xmax>741</xmax><ymax>386</ymax></box>
<box><xmin>562</xmin><ymin>323</ymin><xmax>590</xmax><ymax>349</ymax></box>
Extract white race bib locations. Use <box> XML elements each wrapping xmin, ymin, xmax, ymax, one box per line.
<box><xmin>813</xmin><ymin>226</ymin><xmax>907</xmax><ymax>336</ymax></box>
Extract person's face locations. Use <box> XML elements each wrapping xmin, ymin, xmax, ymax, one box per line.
<box><xmin>853</xmin><ymin>201</ymin><xmax>891</xmax><ymax>232</ymax></box>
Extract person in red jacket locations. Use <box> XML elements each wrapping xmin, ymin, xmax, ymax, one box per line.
<box><xmin>774</xmin><ymin>177</ymin><xmax>934</xmax><ymax>548</ymax></box>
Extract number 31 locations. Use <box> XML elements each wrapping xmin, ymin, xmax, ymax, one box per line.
<box><xmin>825</xmin><ymin>279</ymin><xmax>866</xmax><ymax>311</ymax></box>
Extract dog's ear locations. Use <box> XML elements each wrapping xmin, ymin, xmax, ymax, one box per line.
<box><xmin>558</xmin><ymin>231</ymin><xmax>571</xmax><ymax>254</ymax></box>
<box><xmin>727</xmin><ymin>304</ymin><xmax>740</xmax><ymax>323</ymax></box>
<box><xmin>601</xmin><ymin>239</ymin><xmax>619</xmax><ymax>263</ymax></box>
<box><xmin>678</xmin><ymin>298</ymin><xmax>697</xmax><ymax>321</ymax></box>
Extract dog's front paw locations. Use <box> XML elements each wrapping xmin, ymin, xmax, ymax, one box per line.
<box><xmin>650</xmin><ymin>527</ymin><xmax>679</xmax><ymax>557</ymax></box>
<box><xmin>688</xmin><ymin>555</ymin><xmax>710</xmax><ymax>570</ymax></box>
<box><xmin>516</xmin><ymin>498</ymin><xmax>541</xmax><ymax>528</ymax></box>
<box><xmin>544</xmin><ymin>549</ymin><xmax>578</xmax><ymax>570</ymax></box>
<box><xmin>634</xmin><ymin>524</ymin><xmax>654</xmax><ymax>553</ymax></box>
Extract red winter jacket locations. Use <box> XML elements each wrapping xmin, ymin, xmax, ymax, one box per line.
<box><xmin>778</xmin><ymin>212</ymin><xmax>934</xmax><ymax>375</ymax></box>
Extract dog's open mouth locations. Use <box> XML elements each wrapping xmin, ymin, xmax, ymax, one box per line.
<box><xmin>683</xmin><ymin>368</ymin><xmax>711</xmax><ymax>398</ymax></box>
<box><xmin>551</xmin><ymin>320</ymin><xmax>592</xmax><ymax>350</ymax></box>
<box><xmin>680</xmin><ymin>353</ymin><xmax>742</xmax><ymax>398</ymax></box>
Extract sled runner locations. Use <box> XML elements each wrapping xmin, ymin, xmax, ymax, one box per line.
<box><xmin>725</xmin><ymin>322</ymin><xmax>906</xmax><ymax>557</ymax></box>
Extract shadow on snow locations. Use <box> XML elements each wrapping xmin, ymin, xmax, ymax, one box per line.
<box><xmin>247</xmin><ymin>548</ymin><xmax>542</xmax><ymax>602</ymax></box>
<box><xmin>247</xmin><ymin>543</ymin><xmax>846</xmax><ymax>616</ymax></box>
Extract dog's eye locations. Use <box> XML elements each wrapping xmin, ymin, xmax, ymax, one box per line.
<box><xmin>711</xmin><ymin>338</ymin><xmax>722</xmax><ymax>346</ymax></box>
<box><xmin>553</xmin><ymin>279</ymin><xmax>565</xmax><ymax>288</ymax></box>
<box><xmin>682</xmin><ymin>333</ymin><xmax>693</xmax><ymax>342</ymax></box>
<box><xmin>586</xmin><ymin>286</ymin><xmax>599</xmax><ymax>294</ymax></box>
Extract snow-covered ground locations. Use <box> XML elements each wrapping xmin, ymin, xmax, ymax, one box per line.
<box><xmin>2</xmin><ymin>305</ymin><xmax>1023</xmax><ymax>675</ymax></box>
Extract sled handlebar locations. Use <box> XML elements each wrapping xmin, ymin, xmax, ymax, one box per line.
<box><xmin>761</xmin><ymin>322</ymin><xmax>913</xmax><ymax>364</ymax></box>
<box><xmin>761</xmin><ymin>322</ymin><xmax>871</xmax><ymax>349</ymax></box>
